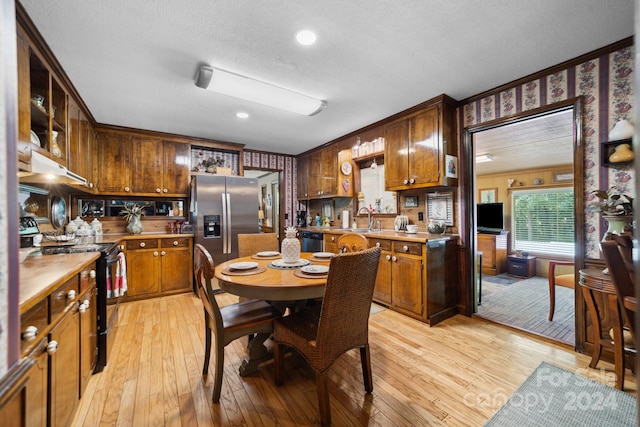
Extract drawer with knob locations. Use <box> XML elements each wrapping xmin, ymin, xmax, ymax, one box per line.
<box><xmin>49</xmin><ymin>275</ymin><xmax>79</xmax><ymax>325</ymax></box>
<box><xmin>392</xmin><ymin>241</ymin><xmax>422</xmax><ymax>255</ymax></box>
<box><xmin>161</xmin><ymin>237</ymin><xmax>190</xmax><ymax>248</ymax></box>
<box><xmin>126</xmin><ymin>239</ymin><xmax>159</xmax><ymax>250</ymax></box>
<box><xmin>20</xmin><ymin>298</ymin><xmax>48</xmax><ymax>353</ymax></box>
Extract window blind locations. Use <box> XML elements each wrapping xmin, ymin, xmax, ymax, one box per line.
<box><xmin>511</xmin><ymin>187</ymin><xmax>575</xmax><ymax>256</ymax></box>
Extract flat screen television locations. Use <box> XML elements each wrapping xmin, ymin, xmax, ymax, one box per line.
<box><xmin>476</xmin><ymin>202</ymin><xmax>504</xmax><ymax>234</ymax></box>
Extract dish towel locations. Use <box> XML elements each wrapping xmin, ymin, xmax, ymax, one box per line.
<box><xmin>113</xmin><ymin>251</ymin><xmax>128</xmax><ymax>297</ymax></box>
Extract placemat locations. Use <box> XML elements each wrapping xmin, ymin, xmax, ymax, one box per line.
<box><xmin>294</xmin><ymin>270</ymin><xmax>328</xmax><ymax>279</ymax></box>
<box><xmin>251</xmin><ymin>254</ymin><xmax>281</xmax><ymax>260</ymax></box>
<box><xmin>220</xmin><ymin>265</ymin><xmax>266</xmax><ymax>276</ymax></box>
<box><xmin>268</xmin><ymin>259</ymin><xmax>312</xmax><ymax>269</ymax></box>
<box><xmin>308</xmin><ymin>256</ymin><xmax>333</xmax><ymax>263</ymax></box>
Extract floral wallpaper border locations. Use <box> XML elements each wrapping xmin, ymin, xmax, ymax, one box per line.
<box><xmin>463</xmin><ymin>46</ymin><xmax>634</xmax><ymax>259</ymax></box>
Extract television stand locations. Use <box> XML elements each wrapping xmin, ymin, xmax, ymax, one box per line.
<box><xmin>477</xmin><ymin>232</ymin><xmax>508</xmax><ymax>275</ymax></box>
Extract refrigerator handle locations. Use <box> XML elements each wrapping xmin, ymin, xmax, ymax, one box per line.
<box><xmin>225</xmin><ymin>192</ymin><xmax>232</xmax><ymax>254</ymax></box>
<box><xmin>222</xmin><ymin>192</ymin><xmax>228</xmax><ymax>254</ymax></box>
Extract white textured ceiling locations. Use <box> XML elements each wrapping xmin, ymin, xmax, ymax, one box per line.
<box><xmin>18</xmin><ymin>0</ymin><xmax>634</xmax><ymax>155</ymax></box>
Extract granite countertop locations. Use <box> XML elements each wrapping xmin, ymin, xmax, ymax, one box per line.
<box><xmin>299</xmin><ymin>227</ymin><xmax>457</xmax><ymax>243</ymax></box>
<box><xmin>19</xmin><ymin>251</ymin><xmax>101</xmax><ymax>313</ymax></box>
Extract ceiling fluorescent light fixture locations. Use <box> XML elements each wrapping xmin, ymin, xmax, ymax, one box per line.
<box><xmin>195</xmin><ymin>66</ymin><xmax>326</xmax><ymax>116</ymax></box>
<box><xmin>476</xmin><ymin>154</ymin><xmax>494</xmax><ymax>163</ymax></box>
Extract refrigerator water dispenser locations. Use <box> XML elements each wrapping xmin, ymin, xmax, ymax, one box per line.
<box><xmin>203</xmin><ymin>215</ymin><xmax>221</xmax><ymax>238</ymax></box>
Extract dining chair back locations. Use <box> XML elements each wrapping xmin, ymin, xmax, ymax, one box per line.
<box><xmin>336</xmin><ymin>232</ymin><xmax>369</xmax><ymax>253</ymax></box>
<box><xmin>273</xmin><ymin>246</ymin><xmax>381</xmax><ymax>426</ymax></box>
<box><xmin>238</xmin><ymin>232</ymin><xmax>279</xmax><ymax>257</ymax></box>
<box><xmin>193</xmin><ymin>244</ymin><xmax>281</xmax><ymax>402</ymax></box>
<box><xmin>600</xmin><ymin>239</ymin><xmax>636</xmax><ymax>345</ymax></box>
<box><xmin>548</xmin><ymin>260</ymin><xmax>575</xmax><ymax>320</ymax></box>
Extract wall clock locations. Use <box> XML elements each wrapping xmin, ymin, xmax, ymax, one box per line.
<box><xmin>341</xmin><ymin>161</ymin><xmax>352</xmax><ymax>176</ymax></box>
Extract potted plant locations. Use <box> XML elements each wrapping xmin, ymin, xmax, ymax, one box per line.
<box><xmin>591</xmin><ymin>186</ymin><xmax>633</xmax><ymax>240</ymax></box>
<box><xmin>120</xmin><ymin>203</ymin><xmax>144</xmax><ymax>234</ymax></box>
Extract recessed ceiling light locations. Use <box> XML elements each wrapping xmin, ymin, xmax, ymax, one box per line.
<box><xmin>295</xmin><ymin>30</ymin><xmax>317</xmax><ymax>46</ymax></box>
<box><xmin>236</xmin><ymin>112</ymin><xmax>249</xmax><ymax>119</ymax></box>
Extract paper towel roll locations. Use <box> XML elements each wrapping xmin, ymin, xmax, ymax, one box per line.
<box><xmin>342</xmin><ymin>210</ymin><xmax>349</xmax><ymax>229</ymax></box>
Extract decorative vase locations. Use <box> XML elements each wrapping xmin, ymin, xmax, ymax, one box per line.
<box><xmin>50</xmin><ymin>130</ymin><xmax>62</xmax><ymax>158</ymax></box>
<box><xmin>427</xmin><ymin>219</ymin><xmax>446</xmax><ymax>234</ymax></box>
<box><xmin>126</xmin><ymin>215</ymin><xmax>143</xmax><ymax>235</ymax></box>
<box><xmin>281</xmin><ymin>226</ymin><xmax>300</xmax><ymax>263</ymax></box>
<box><xmin>608</xmin><ymin>143</ymin><xmax>634</xmax><ymax>163</ymax></box>
<box><xmin>602</xmin><ymin>215</ymin><xmax>633</xmax><ymax>241</ymax></box>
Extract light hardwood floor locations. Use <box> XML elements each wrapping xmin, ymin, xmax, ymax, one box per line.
<box><xmin>72</xmin><ymin>292</ymin><xmax>636</xmax><ymax>426</ymax></box>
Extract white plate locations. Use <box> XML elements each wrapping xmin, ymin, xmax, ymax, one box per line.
<box><xmin>301</xmin><ymin>265</ymin><xmax>329</xmax><ymax>274</ymax></box>
<box><xmin>30</xmin><ymin>130</ymin><xmax>41</xmax><ymax>147</ymax></box>
<box><xmin>256</xmin><ymin>251</ymin><xmax>279</xmax><ymax>257</ymax></box>
<box><xmin>313</xmin><ymin>252</ymin><xmax>335</xmax><ymax>259</ymax></box>
<box><xmin>229</xmin><ymin>261</ymin><xmax>259</xmax><ymax>270</ymax></box>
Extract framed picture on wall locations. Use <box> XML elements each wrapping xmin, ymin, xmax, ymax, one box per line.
<box><xmin>404</xmin><ymin>196</ymin><xmax>418</xmax><ymax>207</ymax></box>
<box><xmin>479</xmin><ymin>188</ymin><xmax>497</xmax><ymax>203</ymax></box>
<box><xmin>427</xmin><ymin>192</ymin><xmax>454</xmax><ymax>226</ymax></box>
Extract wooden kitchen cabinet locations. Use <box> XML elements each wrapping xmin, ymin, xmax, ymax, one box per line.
<box><xmin>97</xmin><ymin>132</ymin><xmax>190</xmax><ymax>196</ymax></box>
<box><xmin>384</xmin><ymin>95</ymin><xmax>457</xmax><ymax>190</ymax></box>
<box><xmin>477</xmin><ymin>232</ymin><xmax>508</xmax><ymax>275</ymax></box>
<box><xmin>125</xmin><ymin>237</ymin><xmax>193</xmax><ymax>300</ymax></box>
<box><xmin>79</xmin><ymin>282</ymin><xmax>97</xmax><ymax>397</ymax></box>
<box><xmin>323</xmin><ymin>233</ymin><xmax>339</xmax><ymax>254</ymax></box>
<box><xmin>296</xmin><ymin>154</ymin><xmax>310</xmax><ymax>200</ymax></box>
<box><xmin>68</xmin><ymin>99</ymin><xmax>95</xmax><ymax>186</ymax></box>
<box><xmin>307</xmin><ymin>146</ymin><xmax>338</xmax><ymax>198</ymax></box>
<box><xmin>370</xmin><ymin>239</ymin><xmax>392</xmax><ymax>304</ymax></box>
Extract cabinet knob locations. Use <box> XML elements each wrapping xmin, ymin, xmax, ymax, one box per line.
<box><xmin>376</xmin><ymin>242</ymin><xmax>381</xmax><ymax>247</ymax></box>
<box><xmin>67</xmin><ymin>290</ymin><xmax>76</xmax><ymax>300</ymax></box>
<box><xmin>154</xmin><ymin>251</ymin><xmax>159</xmax><ymax>257</ymax></box>
<box><xmin>124</xmin><ymin>186</ymin><xmax>130</xmax><ymax>192</ymax></box>
<box><xmin>83</xmin><ymin>299</ymin><xmax>90</xmax><ymax>308</ymax></box>
<box><xmin>156</xmin><ymin>188</ymin><xmax>161</xmax><ymax>193</ymax></box>
<box><xmin>579</xmin><ymin>277</ymin><xmax>586</xmax><ymax>285</ymax></box>
<box><xmin>22</xmin><ymin>325</ymin><xmax>38</xmax><ymax>341</ymax></box>
<box><xmin>403</xmin><ymin>179</ymin><xmax>409</xmax><ymax>185</ymax></box>
<box><xmin>385</xmin><ymin>255</ymin><xmax>391</xmax><ymax>261</ymax></box>
<box><xmin>161</xmin><ymin>251</ymin><xmax>166</xmax><ymax>256</ymax></box>
<box><xmin>46</xmin><ymin>340</ymin><xmax>59</xmax><ymax>355</ymax></box>
<box><xmin>89</xmin><ymin>270</ymin><xmax>96</xmax><ymax>278</ymax></box>
<box><xmin>163</xmin><ymin>188</ymin><xmax>168</xmax><ymax>193</ymax></box>
<box><xmin>392</xmin><ymin>256</ymin><xmax>397</xmax><ymax>262</ymax></box>
<box><xmin>78</xmin><ymin>302</ymin><xmax>87</xmax><ymax>313</ymax></box>
<box><xmin>139</xmin><ymin>242</ymin><xmax>146</xmax><ymax>248</ymax></box>
<box><xmin>409</xmin><ymin>178</ymin><xmax>415</xmax><ymax>184</ymax></box>
<box><xmin>173</xmin><ymin>240</ymin><xmax>179</xmax><ymax>246</ymax></box>
<box><xmin>402</xmin><ymin>245</ymin><xmax>409</xmax><ymax>252</ymax></box>
<box><xmin>89</xmin><ymin>183</ymin><xmax>94</xmax><ymax>188</ymax></box>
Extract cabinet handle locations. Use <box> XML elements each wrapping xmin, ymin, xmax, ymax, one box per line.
<box><xmin>392</xmin><ymin>256</ymin><xmax>397</xmax><ymax>262</ymax></box>
<box><xmin>376</xmin><ymin>242</ymin><xmax>381</xmax><ymax>247</ymax></box>
<box><xmin>154</xmin><ymin>251</ymin><xmax>159</xmax><ymax>257</ymax></box>
<box><xmin>331</xmin><ymin>236</ymin><xmax>336</xmax><ymax>242</ymax></box>
<box><xmin>22</xmin><ymin>325</ymin><xmax>38</xmax><ymax>341</ymax></box>
<box><xmin>403</xmin><ymin>179</ymin><xmax>409</xmax><ymax>185</ymax></box>
<box><xmin>124</xmin><ymin>186</ymin><xmax>130</xmax><ymax>192</ymax></box>
<box><xmin>46</xmin><ymin>340</ymin><xmax>59</xmax><ymax>355</ymax></box>
<box><xmin>173</xmin><ymin>240</ymin><xmax>179</xmax><ymax>246</ymax></box>
<box><xmin>161</xmin><ymin>251</ymin><xmax>166</xmax><ymax>256</ymax></box>
<box><xmin>67</xmin><ymin>290</ymin><xmax>76</xmax><ymax>300</ymax></box>
<box><xmin>140</xmin><ymin>242</ymin><xmax>146</xmax><ymax>248</ymax></box>
<box><xmin>402</xmin><ymin>245</ymin><xmax>409</xmax><ymax>252</ymax></box>
<box><xmin>89</xmin><ymin>269</ymin><xmax>96</xmax><ymax>278</ymax></box>
<box><xmin>163</xmin><ymin>188</ymin><xmax>168</xmax><ymax>193</ymax></box>
<box><xmin>79</xmin><ymin>302</ymin><xmax>87</xmax><ymax>313</ymax></box>
<box><xmin>409</xmin><ymin>178</ymin><xmax>415</xmax><ymax>184</ymax></box>
<box><xmin>83</xmin><ymin>299</ymin><xmax>90</xmax><ymax>308</ymax></box>
<box><xmin>89</xmin><ymin>182</ymin><xmax>94</xmax><ymax>188</ymax></box>
<box><xmin>156</xmin><ymin>188</ymin><xmax>161</xmax><ymax>193</ymax></box>
<box><xmin>385</xmin><ymin>255</ymin><xmax>391</xmax><ymax>261</ymax></box>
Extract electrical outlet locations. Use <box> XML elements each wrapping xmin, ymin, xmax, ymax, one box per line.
<box><xmin>418</xmin><ymin>212</ymin><xmax>424</xmax><ymax>221</ymax></box>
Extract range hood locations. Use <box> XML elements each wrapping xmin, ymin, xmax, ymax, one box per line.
<box><xmin>19</xmin><ymin>151</ymin><xmax>88</xmax><ymax>186</ymax></box>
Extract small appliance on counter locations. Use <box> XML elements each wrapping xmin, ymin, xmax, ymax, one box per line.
<box><xmin>296</xmin><ymin>210</ymin><xmax>307</xmax><ymax>227</ymax></box>
<box><xmin>19</xmin><ymin>216</ymin><xmax>40</xmax><ymax>248</ymax></box>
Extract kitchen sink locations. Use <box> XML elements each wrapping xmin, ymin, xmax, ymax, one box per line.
<box><xmin>343</xmin><ymin>228</ymin><xmax>371</xmax><ymax>233</ymax></box>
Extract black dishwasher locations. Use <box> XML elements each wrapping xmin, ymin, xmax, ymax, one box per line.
<box><xmin>300</xmin><ymin>231</ymin><xmax>323</xmax><ymax>252</ymax></box>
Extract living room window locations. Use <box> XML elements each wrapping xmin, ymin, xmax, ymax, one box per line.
<box><xmin>511</xmin><ymin>187</ymin><xmax>574</xmax><ymax>256</ymax></box>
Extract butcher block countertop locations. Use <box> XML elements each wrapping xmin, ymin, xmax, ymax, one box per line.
<box><xmin>301</xmin><ymin>227</ymin><xmax>457</xmax><ymax>243</ymax></box>
<box><xmin>20</xmin><ymin>252</ymin><xmax>101</xmax><ymax>313</ymax></box>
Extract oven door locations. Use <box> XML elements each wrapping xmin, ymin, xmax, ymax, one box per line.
<box><xmin>96</xmin><ymin>245</ymin><xmax>124</xmax><ymax>372</ymax></box>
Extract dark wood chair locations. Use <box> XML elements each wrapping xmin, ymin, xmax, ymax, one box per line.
<box><xmin>273</xmin><ymin>247</ymin><xmax>381</xmax><ymax>426</ymax></box>
<box><xmin>548</xmin><ymin>261</ymin><xmax>575</xmax><ymax>320</ymax></box>
<box><xmin>601</xmin><ymin>239</ymin><xmax>636</xmax><ymax>345</ymax></box>
<box><xmin>336</xmin><ymin>232</ymin><xmax>369</xmax><ymax>253</ymax></box>
<box><xmin>237</xmin><ymin>232</ymin><xmax>279</xmax><ymax>257</ymax></box>
<box><xmin>193</xmin><ymin>244</ymin><xmax>281</xmax><ymax>402</ymax></box>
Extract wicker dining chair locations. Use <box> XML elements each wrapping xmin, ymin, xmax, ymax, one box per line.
<box><xmin>273</xmin><ymin>247</ymin><xmax>381</xmax><ymax>426</ymax></box>
<box><xmin>238</xmin><ymin>232</ymin><xmax>279</xmax><ymax>257</ymax></box>
<box><xmin>336</xmin><ymin>232</ymin><xmax>369</xmax><ymax>253</ymax></box>
<box><xmin>193</xmin><ymin>244</ymin><xmax>281</xmax><ymax>403</ymax></box>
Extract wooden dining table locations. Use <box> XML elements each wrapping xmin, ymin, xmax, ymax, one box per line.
<box><xmin>214</xmin><ymin>251</ymin><xmax>332</xmax><ymax>375</ymax></box>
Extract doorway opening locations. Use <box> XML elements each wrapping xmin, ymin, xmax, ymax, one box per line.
<box><xmin>244</xmin><ymin>169</ymin><xmax>281</xmax><ymax>240</ymax></box>
<box><xmin>465</xmin><ymin>99</ymin><xmax>584</xmax><ymax>346</ymax></box>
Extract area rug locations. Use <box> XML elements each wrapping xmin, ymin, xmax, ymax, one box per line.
<box><xmin>482</xmin><ymin>273</ymin><xmax>523</xmax><ymax>286</ymax></box>
<box><xmin>484</xmin><ymin>362</ymin><xmax>637</xmax><ymax>426</ymax></box>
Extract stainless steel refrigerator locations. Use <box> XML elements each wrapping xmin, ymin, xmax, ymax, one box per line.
<box><xmin>191</xmin><ymin>175</ymin><xmax>259</xmax><ymax>266</ymax></box>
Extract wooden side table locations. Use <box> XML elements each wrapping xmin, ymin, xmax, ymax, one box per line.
<box><xmin>578</xmin><ymin>268</ymin><xmax>626</xmax><ymax>390</ymax></box>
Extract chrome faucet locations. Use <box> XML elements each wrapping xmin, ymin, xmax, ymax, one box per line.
<box><xmin>357</xmin><ymin>207</ymin><xmax>373</xmax><ymax>231</ymax></box>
